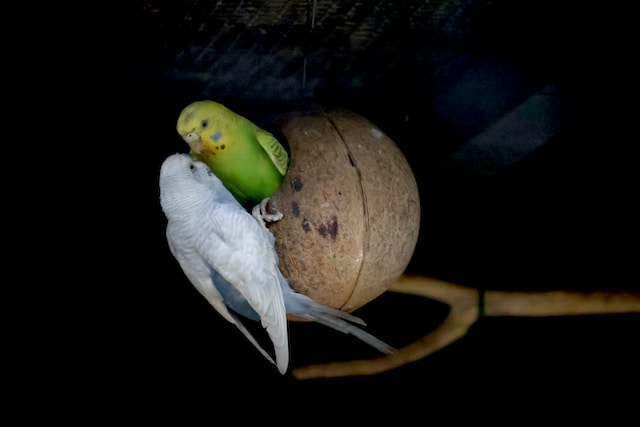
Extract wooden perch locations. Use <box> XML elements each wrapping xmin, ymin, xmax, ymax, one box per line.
<box><xmin>291</xmin><ymin>274</ymin><xmax>640</xmax><ymax>380</ymax></box>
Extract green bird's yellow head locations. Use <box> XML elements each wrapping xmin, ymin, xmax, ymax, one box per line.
<box><xmin>176</xmin><ymin>100</ymin><xmax>236</xmax><ymax>154</ymax></box>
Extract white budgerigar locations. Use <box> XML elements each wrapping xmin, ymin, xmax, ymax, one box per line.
<box><xmin>159</xmin><ymin>153</ymin><xmax>395</xmax><ymax>374</ymax></box>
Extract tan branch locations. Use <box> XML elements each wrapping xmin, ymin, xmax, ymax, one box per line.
<box><xmin>292</xmin><ymin>274</ymin><xmax>640</xmax><ymax>380</ymax></box>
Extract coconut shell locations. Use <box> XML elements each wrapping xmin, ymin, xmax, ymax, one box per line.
<box><xmin>267</xmin><ymin>107</ymin><xmax>420</xmax><ymax>313</ymax></box>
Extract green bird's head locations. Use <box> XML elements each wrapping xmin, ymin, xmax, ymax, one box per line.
<box><xmin>176</xmin><ymin>100</ymin><xmax>235</xmax><ymax>154</ymax></box>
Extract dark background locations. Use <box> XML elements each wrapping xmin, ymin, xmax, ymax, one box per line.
<box><xmin>41</xmin><ymin>0</ymin><xmax>638</xmax><ymax>419</ymax></box>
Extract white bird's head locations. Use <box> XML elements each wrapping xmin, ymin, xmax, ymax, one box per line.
<box><xmin>159</xmin><ymin>153</ymin><xmax>239</xmax><ymax>216</ymax></box>
<box><xmin>160</xmin><ymin>153</ymin><xmax>195</xmax><ymax>179</ymax></box>
<box><xmin>160</xmin><ymin>154</ymin><xmax>210</xmax><ymax>211</ymax></box>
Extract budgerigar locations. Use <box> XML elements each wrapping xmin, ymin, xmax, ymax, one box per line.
<box><xmin>176</xmin><ymin>100</ymin><xmax>289</xmax><ymax>207</ymax></box>
<box><xmin>159</xmin><ymin>153</ymin><xmax>395</xmax><ymax>374</ymax></box>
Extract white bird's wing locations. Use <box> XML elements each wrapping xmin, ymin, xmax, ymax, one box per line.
<box><xmin>196</xmin><ymin>201</ymin><xmax>289</xmax><ymax>373</ymax></box>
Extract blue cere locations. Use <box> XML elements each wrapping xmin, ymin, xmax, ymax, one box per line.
<box><xmin>211</xmin><ymin>131</ymin><xmax>223</xmax><ymax>142</ymax></box>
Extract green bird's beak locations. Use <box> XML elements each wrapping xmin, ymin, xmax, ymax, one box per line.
<box><xmin>182</xmin><ymin>132</ymin><xmax>204</xmax><ymax>153</ymax></box>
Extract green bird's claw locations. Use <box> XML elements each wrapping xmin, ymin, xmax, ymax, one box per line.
<box><xmin>252</xmin><ymin>197</ymin><xmax>283</xmax><ymax>229</ymax></box>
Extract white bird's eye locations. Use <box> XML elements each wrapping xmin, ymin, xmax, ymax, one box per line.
<box><xmin>184</xmin><ymin>132</ymin><xmax>200</xmax><ymax>143</ymax></box>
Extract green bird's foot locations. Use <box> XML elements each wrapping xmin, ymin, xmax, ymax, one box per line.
<box><xmin>252</xmin><ymin>197</ymin><xmax>283</xmax><ymax>228</ymax></box>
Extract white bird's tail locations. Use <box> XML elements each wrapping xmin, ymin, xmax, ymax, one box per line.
<box><xmin>286</xmin><ymin>292</ymin><xmax>397</xmax><ymax>355</ymax></box>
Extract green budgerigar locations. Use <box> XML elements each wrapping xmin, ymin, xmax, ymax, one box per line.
<box><xmin>176</xmin><ymin>100</ymin><xmax>289</xmax><ymax>206</ymax></box>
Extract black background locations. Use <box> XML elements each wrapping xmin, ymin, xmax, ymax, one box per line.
<box><xmin>35</xmin><ymin>0</ymin><xmax>638</xmax><ymax>420</ymax></box>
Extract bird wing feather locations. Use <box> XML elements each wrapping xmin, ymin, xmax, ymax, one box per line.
<box><xmin>255</xmin><ymin>129</ymin><xmax>289</xmax><ymax>176</ymax></box>
<box><xmin>196</xmin><ymin>202</ymin><xmax>289</xmax><ymax>373</ymax></box>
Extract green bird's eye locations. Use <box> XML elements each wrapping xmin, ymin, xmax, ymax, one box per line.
<box><xmin>201</xmin><ymin>119</ymin><xmax>208</xmax><ymax>129</ymax></box>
